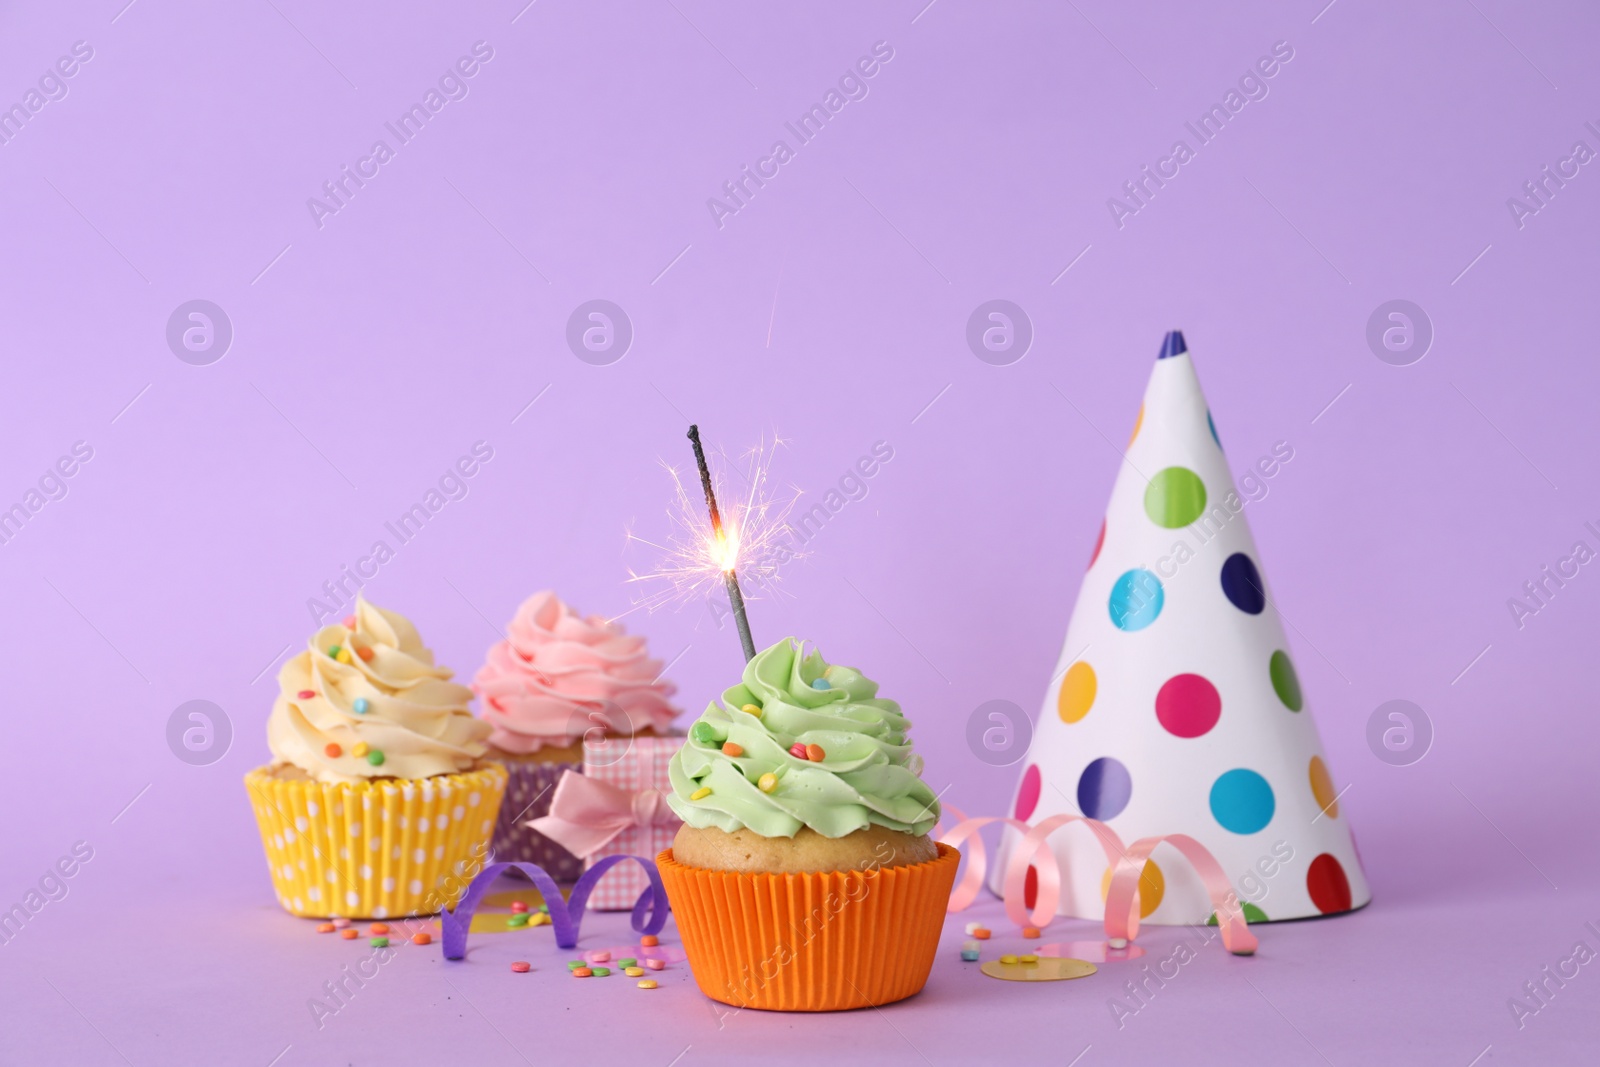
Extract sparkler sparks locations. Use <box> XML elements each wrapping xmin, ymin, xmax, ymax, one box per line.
<box><xmin>624</xmin><ymin>430</ymin><xmax>803</xmax><ymax>633</ymax></box>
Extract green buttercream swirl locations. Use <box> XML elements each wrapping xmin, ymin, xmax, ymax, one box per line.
<box><xmin>666</xmin><ymin>638</ymin><xmax>940</xmax><ymax>838</ymax></box>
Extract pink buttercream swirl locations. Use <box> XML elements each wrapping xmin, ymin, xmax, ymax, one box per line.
<box><xmin>473</xmin><ymin>591</ymin><xmax>679</xmax><ymax>753</ymax></box>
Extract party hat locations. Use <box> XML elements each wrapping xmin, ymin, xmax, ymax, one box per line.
<box><xmin>994</xmin><ymin>331</ymin><xmax>1368</xmax><ymax>924</ymax></box>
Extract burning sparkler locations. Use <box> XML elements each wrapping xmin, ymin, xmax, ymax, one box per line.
<box><xmin>624</xmin><ymin>428</ymin><xmax>802</xmax><ymax>662</ymax></box>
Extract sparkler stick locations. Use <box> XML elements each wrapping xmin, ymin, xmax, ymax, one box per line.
<box><xmin>687</xmin><ymin>424</ymin><xmax>757</xmax><ymax>662</ymax></box>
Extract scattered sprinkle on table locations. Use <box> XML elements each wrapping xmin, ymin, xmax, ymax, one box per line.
<box><xmin>1108</xmin><ymin>937</ymin><xmax>1128</xmax><ymax>949</ymax></box>
<box><xmin>637</xmin><ymin>979</ymin><xmax>658</xmax><ymax>990</ymax></box>
<box><xmin>590</xmin><ymin>967</ymin><xmax>611</xmax><ymax>977</ymax></box>
<box><xmin>340</xmin><ymin>929</ymin><xmax>358</xmax><ymax>940</ymax></box>
<box><xmin>411</xmin><ymin>932</ymin><xmax>431</xmax><ymax>945</ymax></box>
<box><xmin>369</xmin><ymin>923</ymin><xmax>389</xmax><ymax>935</ymax></box>
<box><xmin>640</xmin><ymin>935</ymin><xmax>658</xmax><ymax>947</ymax></box>
<box><xmin>510</xmin><ymin>901</ymin><xmax>528</xmax><ymax>914</ymax></box>
<box><xmin>332</xmin><ymin>918</ymin><xmax>351</xmax><ymax>929</ymax></box>
<box><xmin>972</xmin><ymin>927</ymin><xmax>991</xmax><ymax>940</ymax></box>
<box><xmin>507</xmin><ymin>914</ymin><xmax>529</xmax><ymax>928</ymax></box>
<box><xmin>1020</xmin><ymin>955</ymin><xmax>1038</xmax><ymax>964</ymax></box>
<box><xmin>369</xmin><ymin>937</ymin><xmax>389</xmax><ymax>948</ymax></box>
<box><xmin>1000</xmin><ymin>954</ymin><xmax>1018</xmax><ymax>965</ymax></box>
<box><xmin>960</xmin><ymin>946</ymin><xmax>981</xmax><ymax>962</ymax></box>
<box><xmin>590</xmin><ymin>951</ymin><xmax>610</xmax><ymax>963</ymax></box>
<box><xmin>624</xmin><ymin>967</ymin><xmax>645</xmax><ymax>977</ymax></box>
<box><xmin>572</xmin><ymin>967</ymin><xmax>593</xmax><ymax>978</ymax></box>
<box><xmin>510</xmin><ymin>961</ymin><xmax>530</xmax><ymax>973</ymax></box>
<box><xmin>316</xmin><ymin>922</ymin><xmax>335</xmax><ymax>934</ymax></box>
<box><xmin>529</xmin><ymin>913</ymin><xmax>551</xmax><ymax>927</ymax></box>
<box><xmin>617</xmin><ymin>958</ymin><xmax>637</xmax><ymax>968</ymax></box>
<box><xmin>1023</xmin><ymin>926</ymin><xmax>1041</xmax><ymax>939</ymax></box>
<box><xmin>645</xmin><ymin>958</ymin><xmax>665</xmax><ymax>971</ymax></box>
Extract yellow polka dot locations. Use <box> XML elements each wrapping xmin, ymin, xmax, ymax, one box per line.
<box><xmin>1128</xmin><ymin>403</ymin><xmax>1145</xmax><ymax>446</ymax></box>
<box><xmin>1058</xmin><ymin>661</ymin><xmax>1097</xmax><ymax>723</ymax></box>
<box><xmin>1309</xmin><ymin>755</ymin><xmax>1339</xmax><ymax>819</ymax></box>
<box><xmin>1101</xmin><ymin>860</ymin><xmax>1165</xmax><ymax>919</ymax></box>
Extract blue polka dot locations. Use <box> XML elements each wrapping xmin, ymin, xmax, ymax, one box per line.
<box><xmin>1109</xmin><ymin>568</ymin><xmax>1164</xmax><ymax>631</ymax></box>
<box><xmin>1209</xmin><ymin>769</ymin><xmax>1275</xmax><ymax>834</ymax></box>
<box><xmin>1208</xmin><ymin>410</ymin><xmax>1222</xmax><ymax>449</ymax></box>
<box><xmin>1078</xmin><ymin>757</ymin><xmax>1132</xmax><ymax>820</ymax></box>
<box><xmin>1220</xmin><ymin>553</ymin><xmax>1265</xmax><ymax>615</ymax></box>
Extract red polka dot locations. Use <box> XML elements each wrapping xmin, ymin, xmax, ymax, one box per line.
<box><xmin>1089</xmin><ymin>520</ymin><xmax>1106</xmax><ymax>569</ymax></box>
<box><xmin>1155</xmin><ymin>674</ymin><xmax>1222</xmax><ymax>738</ymax></box>
<box><xmin>1306</xmin><ymin>853</ymin><xmax>1352</xmax><ymax>914</ymax></box>
<box><xmin>1014</xmin><ymin>764</ymin><xmax>1042</xmax><ymax>821</ymax></box>
<box><xmin>1024</xmin><ymin>864</ymin><xmax>1039</xmax><ymax>910</ymax></box>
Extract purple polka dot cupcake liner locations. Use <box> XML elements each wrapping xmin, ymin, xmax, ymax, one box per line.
<box><xmin>489</xmin><ymin>759</ymin><xmax>585</xmax><ymax>882</ymax></box>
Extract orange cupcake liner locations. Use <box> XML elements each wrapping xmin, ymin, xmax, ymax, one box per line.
<box><xmin>245</xmin><ymin>764</ymin><xmax>507</xmax><ymax>919</ymax></box>
<box><xmin>658</xmin><ymin>842</ymin><xmax>960</xmax><ymax>1011</ymax></box>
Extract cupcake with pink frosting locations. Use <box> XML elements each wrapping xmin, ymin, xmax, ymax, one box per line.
<box><xmin>473</xmin><ymin>591</ymin><xmax>680</xmax><ymax>877</ymax></box>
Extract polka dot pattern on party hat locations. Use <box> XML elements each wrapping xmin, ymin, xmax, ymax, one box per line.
<box><xmin>1077</xmin><ymin>757</ymin><xmax>1132</xmax><ymax>820</ymax></box>
<box><xmin>1058</xmin><ymin>661</ymin><xmax>1097</xmax><ymax>723</ymax></box>
<box><xmin>1220</xmin><ymin>553</ymin><xmax>1265</xmax><ymax>615</ymax></box>
<box><xmin>1306</xmin><ymin>853</ymin><xmax>1352</xmax><ymax>914</ymax></box>
<box><xmin>1144</xmin><ymin>467</ymin><xmax>1207</xmax><ymax>528</ymax></box>
<box><xmin>1015</xmin><ymin>764</ymin><xmax>1041</xmax><ymax>821</ymax></box>
<box><xmin>1101</xmin><ymin>860</ymin><xmax>1166</xmax><ymax>919</ymax></box>
<box><xmin>1308</xmin><ymin>756</ymin><xmax>1339</xmax><ymax>819</ymax></box>
<box><xmin>1155</xmin><ymin>673</ymin><xmax>1222</xmax><ymax>738</ymax></box>
<box><xmin>1270</xmin><ymin>650</ymin><xmax>1303</xmax><ymax>711</ymax></box>
<box><xmin>1209</xmin><ymin>769</ymin><xmax>1275</xmax><ymax>834</ymax></box>
<box><xmin>1109</xmin><ymin>569</ymin><xmax>1163</xmax><ymax>631</ymax></box>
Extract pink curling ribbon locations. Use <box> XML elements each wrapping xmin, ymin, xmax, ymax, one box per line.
<box><xmin>528</xmin><ymin>770</ymin><xmax>680</xmax><ymax>860</ymax></box>
<box><xmin>937</xmin><ymin>804</ymin><xmax>1259</xmax><ymax>957</ymax></box>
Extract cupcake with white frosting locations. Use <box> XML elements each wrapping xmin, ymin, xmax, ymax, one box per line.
<box><xmin>245</xmin><ymin>597</ymin><xmax>506</xmax><ymax>919</ymax></box>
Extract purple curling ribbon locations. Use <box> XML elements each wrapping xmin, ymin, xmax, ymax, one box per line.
<box><xmin>441</xmin><ymin>855</ymin><xmax>668</xmax><ymax>960</ymax></box>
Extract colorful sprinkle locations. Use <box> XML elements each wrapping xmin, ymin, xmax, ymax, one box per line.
<box><xmin>591</xmin><ymin>967</ymin><xmax>611</xmax><ymax>977</ymax></box>
<box><xmin>758</xmin><ymin>773</ymin><xmax>778</xmax><ymax>793</ymax></box>
<box><xmin>645</xmin><ymin>958</ymin><xmax>665</xmax><ymax>970</ymax></box>
<box><xmin>591</xmin><ymin>952</ymin><xmax>611</xmax><ymax>963</ymax></box>
<box><xmin>572</xmin><ymin>967</ymin><xmax>593</xmax><ymax>978</ymax></box>
<box><xmin>624</xmin><ymin>967</ymin><xmax>645</xmax><ymax>977</ymax></box>
<box><xmin>369</xmin><ymin>923</ymin><xmax>390</xmax><ymax>935</ymax></box>
<box><xmin>336</xmin><ymin>649</ymin><xmax>353</xmax><ymax>664</ymax></box>
<box><xmin>1022</xmin><ymin>926</ymin><xmax>1041</xmax><ymax>938</ymax></box>
<box><xmin>691</xmin><ymin>721</ymin><xmax>722</xmax><ymax>745</ymax></box>
<box><xmin>507</xmin><ymin>913</ymin><xmax>528</xmax><ymax>928</ymax></box>
<box><xmin>973</xmin><ymin>928</ymin><xmax>991</xmax><ymax>940</ymax></box>
<box><xmin>340</xmin><ymin>929</ymin><xmax>358</xmax><ymax>940</ymax></box>
<box><xmin>530</xmin><ymin>913</ymin><xmax>550</xmax><ymax>926</ymax></box>
<box><xmin>365</xmin><ymin>750</ymin><xmax>385</xmax><ymax>767</ymax></box>
<box><xmin>810</xmin><ymin>677</ymin><xmax>831</xmax><ymax>690</ymax></box>
<box><xmin>1020</xmin><ymin>955</ymin><xmax>1038</xmax><ymax>964</ymax></box>
<box><xmin>342</xmin><ymin>615</ymin><xmax>356</xmax><ymax>628</ymax></box>
<box><xmin>369</xmin><ymin>936</ymin><xmax>389</xmax><ymax>947</ymax></box>
<box><xmin>567</xmin><ymin>960</ymin><xmax>585</xmax><ymax>970</ymax></box>
<box><xmin>510</xmin><ymin>961</ymin><xmax>530</xmax><ymax>973</ymax></box>
<box><xmin>510</xmin><ymin>901</ymin><xmax>528</xmax><ymax>914</ymax></box>
<box><xmin>721</xmin><ymin>741</ymin><xmax>744</xmax><ymax>757</ymax></box>
<box><xmin>352</xmin><ymin>742</ymin><xmax>369</xmax><ymax>758</ymax></box>
<box><xmin>789</xmin><ymin>743</ymin><xmax>810</xmax><ymax>760</ymax></box>
<box><xmin>961</xmin><ymin>949</ymin><xmax>981</xmax><ymax>962</ymax></box>
<box><xmin>538</xmin><ymin>904</ymin><xmax>549</xmax><ymax>914</ymax></box>
<box><xmin>411</xmin><ymin>932</ymin><xmax>431</xmax><ymax>945</ymax></box>
<box><xmin>1000</xmin><ymin>954</ymin><xmax>1018</xmax><ymax>965</ymax></box>
<box><xmin>327</xmin><ymin>645</ymin><xmax>342</xmax><ymax>659</ymax></box>
<box><xmin>805</xmin><ymin>744</ymin><xmax>826</xmax><ymax>763</ymax></box>
<box><xmin>316</xmin><ymin>922</ymin><xmax>335</xmax><ymax>933</ymax></box>
<box><xmin>324</xmin><ymin>743</ymin><xmax>342</xmax><ymax>759</ymax></box>
<box><xmin>641</xmin><ymin>935</ymin><xmax>659</xmax><ymax>947</ymax></box>
<box><xmin>332</xmin><ymin>918</ymin><xmax>351</xmax><ymax>929</ymax></box>
<box><xmin>740</xmin><ymin>703</ymin><xmax>763</xmax><ymax>719</ymax></box>
<box><xmin>617</xmin><ymin>958</ymin><xmax>637</xmax><ymax>968</ymax></box>
<box><xmin>690</xmin><ymin>787</ymin><xmax>713</xmax><ymax>801</ymax></box>
<box><xmin>964</xmin><ymin>923</ymin><xmax>980</xmax><ymax>935</ymax></box>
<box><xmin>353</xmin><ymin>698</ymin><xmax>370</xmax><ymax>714</ymax></box>
<box><xmin>1108</xmin><ymin>937</ymin><xmax>1128</xmax><ymax>949</ymax></box>
<box><xmin>637</xmin><ymin>979</ymin><xmax>658</xmax><ymax>989</ymax></box>
<box><xmin>357</xmin><ymin>647</ymin><xmax>374</xmax><ymax>662</ymax></box>
<box><xmin>297</xmin><ymin>689</ymin><xmax>316</xmax><ymax>700</ymax></box>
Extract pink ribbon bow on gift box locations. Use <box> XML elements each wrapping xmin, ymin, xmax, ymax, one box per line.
<box><xmin>529</xmin><ymin>770</ymin><xmax>681</xmax><ymax>859</ymax></box>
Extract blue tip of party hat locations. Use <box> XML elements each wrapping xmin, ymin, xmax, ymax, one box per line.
<box><xmin>1158</xmin><ymin>330</ymin><xmax>1187</xmax><ymax>360</ymax></box>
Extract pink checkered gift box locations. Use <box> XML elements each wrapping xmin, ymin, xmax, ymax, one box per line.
<box><xmin>582</xmin><ymin>735</ymin><xmax>682</xmax><ymax>911</ymax></box>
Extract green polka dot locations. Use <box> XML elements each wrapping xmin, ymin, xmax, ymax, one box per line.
<box><xmin>1207</xmin><ymin>902</ymin><xmax>1268</xmax><ymax>925</ymax></box>
<box><xmin>1144</xmin><ymin>467</ymin><xmax>1207</xmax><ymax>528</ymax></box>
<box><xmin>1270</xmin><ymin>650</ymin><xmax>1303</xmax><ymax>711</ymax></box>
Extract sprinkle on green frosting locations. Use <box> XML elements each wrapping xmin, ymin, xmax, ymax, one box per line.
<box><xmin>666</xmin><ymin>638</ymin><xmax>940</xmax><ymax>839</ymax></box>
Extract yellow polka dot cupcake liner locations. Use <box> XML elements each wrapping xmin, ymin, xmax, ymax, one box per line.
<box><xmin>245</xmin><ymin>764</ymin><xmax>507</xmax><ymax>919</ymax></box>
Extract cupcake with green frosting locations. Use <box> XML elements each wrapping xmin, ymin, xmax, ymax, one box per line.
<box><xmin>658</xmin><ymin>638</ymin><xmax>958</xmax><ymax>1011</ymax></box>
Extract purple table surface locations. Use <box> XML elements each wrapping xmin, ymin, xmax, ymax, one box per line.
<box><xmin>3</xmin><ymin>0</ymin><xmax>1599</xmax><ymax>1062</ymax></box>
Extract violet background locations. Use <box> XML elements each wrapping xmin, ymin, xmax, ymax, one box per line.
<box><xmin>2</xmin><ymin>0</ymin><xmax>1598</xmax><ymax>1063</ymax></box>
